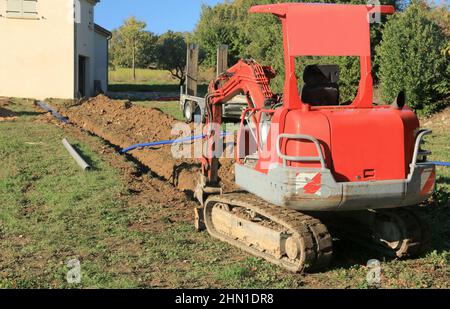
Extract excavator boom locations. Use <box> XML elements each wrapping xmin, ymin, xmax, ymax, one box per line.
<box><xmin>201</xmin><ymin>59</ymin><xmax>278</xmax><ymax>184</ymax></box>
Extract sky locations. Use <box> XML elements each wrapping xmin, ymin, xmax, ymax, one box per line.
<box><xmin>96</xmin><ymin>0</ymin><xmax>225</xmax><ymax>34</ymax></box>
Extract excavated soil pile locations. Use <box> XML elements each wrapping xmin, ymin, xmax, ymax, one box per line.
<box><xmin>59</xmin><ymin>95</ymin><xmax>236</xmax><ymax>193</ymax></box>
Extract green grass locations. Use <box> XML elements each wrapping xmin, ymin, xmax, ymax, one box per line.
<box><xmin>108</xmin><ymin>84</ymin><xmax>182</xmax><ymax>93</ymax></box>
<box><xmin>421</xmin><ymin>114</ymin><xmax>450</xmax><ymax>259</ymax></box>
<box><xmin>108</xmin><ymin>68</ymin><xmax>209</xmax><ymax>94</ymax></box>
<box><xmin>109</xmin><ymin>69</ymin><xmax>177</xmax><ymax>85</ymax></box>
<box><xmin>0</xmin><ymin>99</ymin><xmax>448</xmax><ymax>289</ymax></box>
<box><xmin>0</xmin><ymin>101</ymin><xmax>135</xmax><ymax>288</ymax></box>
<box><xmin>134</xmin><ymin>101</ymin><xmax>184</xmax><ymax>121</ymax></box>
<box><xmin>108</xmin><ymin>68</ymin><xmax>179</xmax><ymax>93</ymax></box>
<box><xmin>0</xmin><ymin>99</ymin><xmax>295</xmax><ymax>288</ymax></box>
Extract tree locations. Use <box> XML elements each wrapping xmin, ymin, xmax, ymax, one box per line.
<box><xmin>109</xmin><ymin>17</ymin><xmax>152</xmax><ymax>81</ymax></box>
<box><xmin>155</xmin><ymin>31</ymin><xmax>188</xmax><ymax>86</ymax></box>
<box><xmin>426</xmin><ymin>1</ymin><xmax>450</xmax><ymax>37</ymax></box>
<box><xmin>376</xmin><ymin>1</ymin><xmax>449</xmax><ymax>115</ymax></box>
<box><xmin>109</xmin><ymin>29</ymin><xmax>126</xmax><ymax>69</ymax></box>
<box><xmin>193</xmin><ymin>3</ymin><xmax>242</xmax><ymax>67</ymax></box>
<box><xmin>137</xmin><ymin>31</ymin><xmax>158</xmax><ymax>69</ymax></box>
<box><xmin>193</xmin><ymin>0</ymin><xmax>397</xmax><ymax>97</ymax></box>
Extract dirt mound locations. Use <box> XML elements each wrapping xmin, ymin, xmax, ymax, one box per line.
<box><xmin>59</xmin><ymin>95</ymin><xmax>237</xmax><ymax>193</ymax></box>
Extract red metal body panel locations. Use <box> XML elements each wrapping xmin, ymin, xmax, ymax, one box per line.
<box><xmin>256</xmin><ymin>107</ymin><xmax>419</xmax><ymax>182</ymax></box>
<box><xmin>273</xmin><ymin>5</ymin><xmax>373</xmax><ymax>57</ymax></box>
<box><xmin>325</xmin><ymin>108</ymin><xmax>418</xmax><ymax>182</ymax></box>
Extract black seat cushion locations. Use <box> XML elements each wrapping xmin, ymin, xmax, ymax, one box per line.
<box><xmin>301</xmin><ymin>65</ymin><xmax>340</xmax><ymax>106</ymax></box>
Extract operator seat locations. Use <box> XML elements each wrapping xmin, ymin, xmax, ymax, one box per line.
<box><xmin>301</xmin><ymin>65</ymin><xmax>340</xmax><ymax>106</ymax></box>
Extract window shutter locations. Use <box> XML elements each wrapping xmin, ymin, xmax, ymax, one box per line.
<box><xmin>6</xmin><ymin>0</ymin><xmax>38</xmax><ymax>19</ymax></box>
<box><xmin>22</xmin><ymin>0</ymin><xmax>38</xmax><ymax>18</ymax></box>
<box><xmin>6</xmin><ymin>0</ymin><xmax>22</xmax><ymax>18</ymax></box>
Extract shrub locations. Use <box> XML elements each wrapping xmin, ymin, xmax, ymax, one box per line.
<box><xmin>376</xmin><ymin>1</ymin><xmax>449</xmax><ymax>115</ymax></box>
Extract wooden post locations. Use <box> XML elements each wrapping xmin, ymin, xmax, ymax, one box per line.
<box><xmin>216</xmin><ymin>44</ymin><xmax>229</xmax><ymax>78</ymax></box>
<box><xmin>186</xmin><ymin>43</ymin><xmax>199</xmax><ymax>96</ymax></box>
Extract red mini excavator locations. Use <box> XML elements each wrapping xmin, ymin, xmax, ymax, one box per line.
<box><xmin>195</xmin><ymin>3</ymin><xmax>436</xmax><ymax>272</ymax></box>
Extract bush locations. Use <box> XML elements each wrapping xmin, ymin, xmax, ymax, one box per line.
<box><xmin>376</xmin><ymin>1</ymin><xmax>449</xmax><ymax>115</ymax></box>
<box><xmin>194</xmin><ymin>0</ymin><xmax>396</xmax><ymax>97</ymax></box>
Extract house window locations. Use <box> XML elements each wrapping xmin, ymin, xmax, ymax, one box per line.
<box><xmin>6</xmin><ymin>0</ymin><xmax>38</xmax><ymax>19</ymax></box>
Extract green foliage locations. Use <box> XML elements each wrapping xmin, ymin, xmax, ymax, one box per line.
<box><xmin>110</xmin><ymin>16</ymin><xmax>188</xmax><ymax>86</ymax></box>
<box><xmin>376</xmin><ymin>1</ymin><xmax>449</xmax><ymax>115</ymax></box>
<box><xmin>109</xmin><ymin>17</ymin><xmax>157</xmax><ymax>78</ymax></box>
<box><xmin>137</xmin><ymin>32</ymin><xmax>158</xmax><ymax>69</ymax></box>
<box><xmin>193</xmin><ymin>2</ymin><xmax>243</xmax><ymax>67</ymax></box>
<box><xmin>194</xmin><ymin>0</ymin><xmax>396</xmax><ymax>97</ymax></box>
<box><xmin>155</xmin><ymin>31</ymin><xmax>188</xmax><ymax>85</ymax></box>
<box><xmin>425</xmin><ymin>1</ymin><xmax>450</xmax><ymax>37</ymax></box>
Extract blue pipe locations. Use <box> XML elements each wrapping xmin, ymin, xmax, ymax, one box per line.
<box><xmin>33</xmin><ymin>101</ymin><xmax>450</xmax><ymax>166</ymax></box>
<box><xmin>36</xmin><ymin>101</ymin><xmax>70</xmax><ymax>124</ymax></box>
<box><xmin>121</xmin><ymin>132</ymin><xmax>230</xmax><ymax>153</ymax></box>
<box><xmin>431</xmin><ymin>161</ymin><xmax>450</xmax><ymax>167</ymax></box>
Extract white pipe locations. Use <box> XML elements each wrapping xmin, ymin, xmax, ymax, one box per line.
<box><xmin>62</xmin><ymin>139</ymin><xmax>91</xmax><ymax>171</ymax></box>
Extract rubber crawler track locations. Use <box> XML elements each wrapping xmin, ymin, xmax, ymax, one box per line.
<box><xmin>323</xmin><ymin>208</ymin><xmax>431</xmax><ymax>259</ymax></box>
<box><xmin>377</xmin><ymin>208</ymin><xmax>431</xmax><ymax>258</ymax></box>
<box><xmin>204</xmin><ymin>193</ymin><xmax>333</xmax><ymax>273</ymax></box>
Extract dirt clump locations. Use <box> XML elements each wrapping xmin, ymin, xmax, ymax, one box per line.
<box><xmin>58</xmin><ymin>95</ymin><xmax>237</xmax><ymax>193</ymax></box>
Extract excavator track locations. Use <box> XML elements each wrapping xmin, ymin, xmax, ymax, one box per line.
<box><xmin>320</xmin><ymin>208</ymin><xmax>431</xmax><ymax>259</ymax></box>
<box><xmin>371</xmin><ymin>208</ymin><xmax>432</xmax><ymax>258</ymax></box>
<box><xmin>203</xmin><ymin>193</ymin><xmax>333</xmax><ymax>273</ymax></box>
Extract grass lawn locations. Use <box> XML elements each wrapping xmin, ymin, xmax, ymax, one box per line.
<box><xmin>108</xmin><ymin>68</ymin><xmax>209</xmax><ymax>94</ymax></box>
<box><xmin>0</xmin><ymin>99</ymin><xmax>448</xmax><ymax>289</ymax></box>
<box><xmin>109</xmin><ymin>68</ymin><xmax>177</xmax><ymax>85</ymax></box>
<box><xmin>0</xmin><ymin>99</ymin><xmax>296</xmax><ymax>288</ymax></box>
<box><xmin>134</xmin><ymin>101</ymin><xmax>184</xmax><ymax>121</ymax></box>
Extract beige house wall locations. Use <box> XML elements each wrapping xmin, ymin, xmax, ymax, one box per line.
<box><xmin>0</xmin><ymin>0</ymin><xmax>108</xmax><ymax>100</ymax></box>
<box><xmin>75</xmin><ymin>0</ymin><xmax>96</xmax><ymax>97</ymax></box>
<box><xmin>0</xmin><ymin>0</ymin><xmax>75</xmax><ymax>100</ymax></box>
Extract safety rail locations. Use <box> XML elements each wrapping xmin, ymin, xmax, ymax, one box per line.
<box><xmin>411</xmin><ymin>129</ymin><xmax>432</xmax><ymax>167</ymax></box>
<box><xmin>276</xmin><ymin>134</ymin><xmax>327</xmax><ymax>169</ymax></box>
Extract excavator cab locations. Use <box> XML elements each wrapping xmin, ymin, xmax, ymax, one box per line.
<box><xmin>301</xmin><ymin>64</ymin><xmax>340</xmax><ymax>106</ymax></box>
